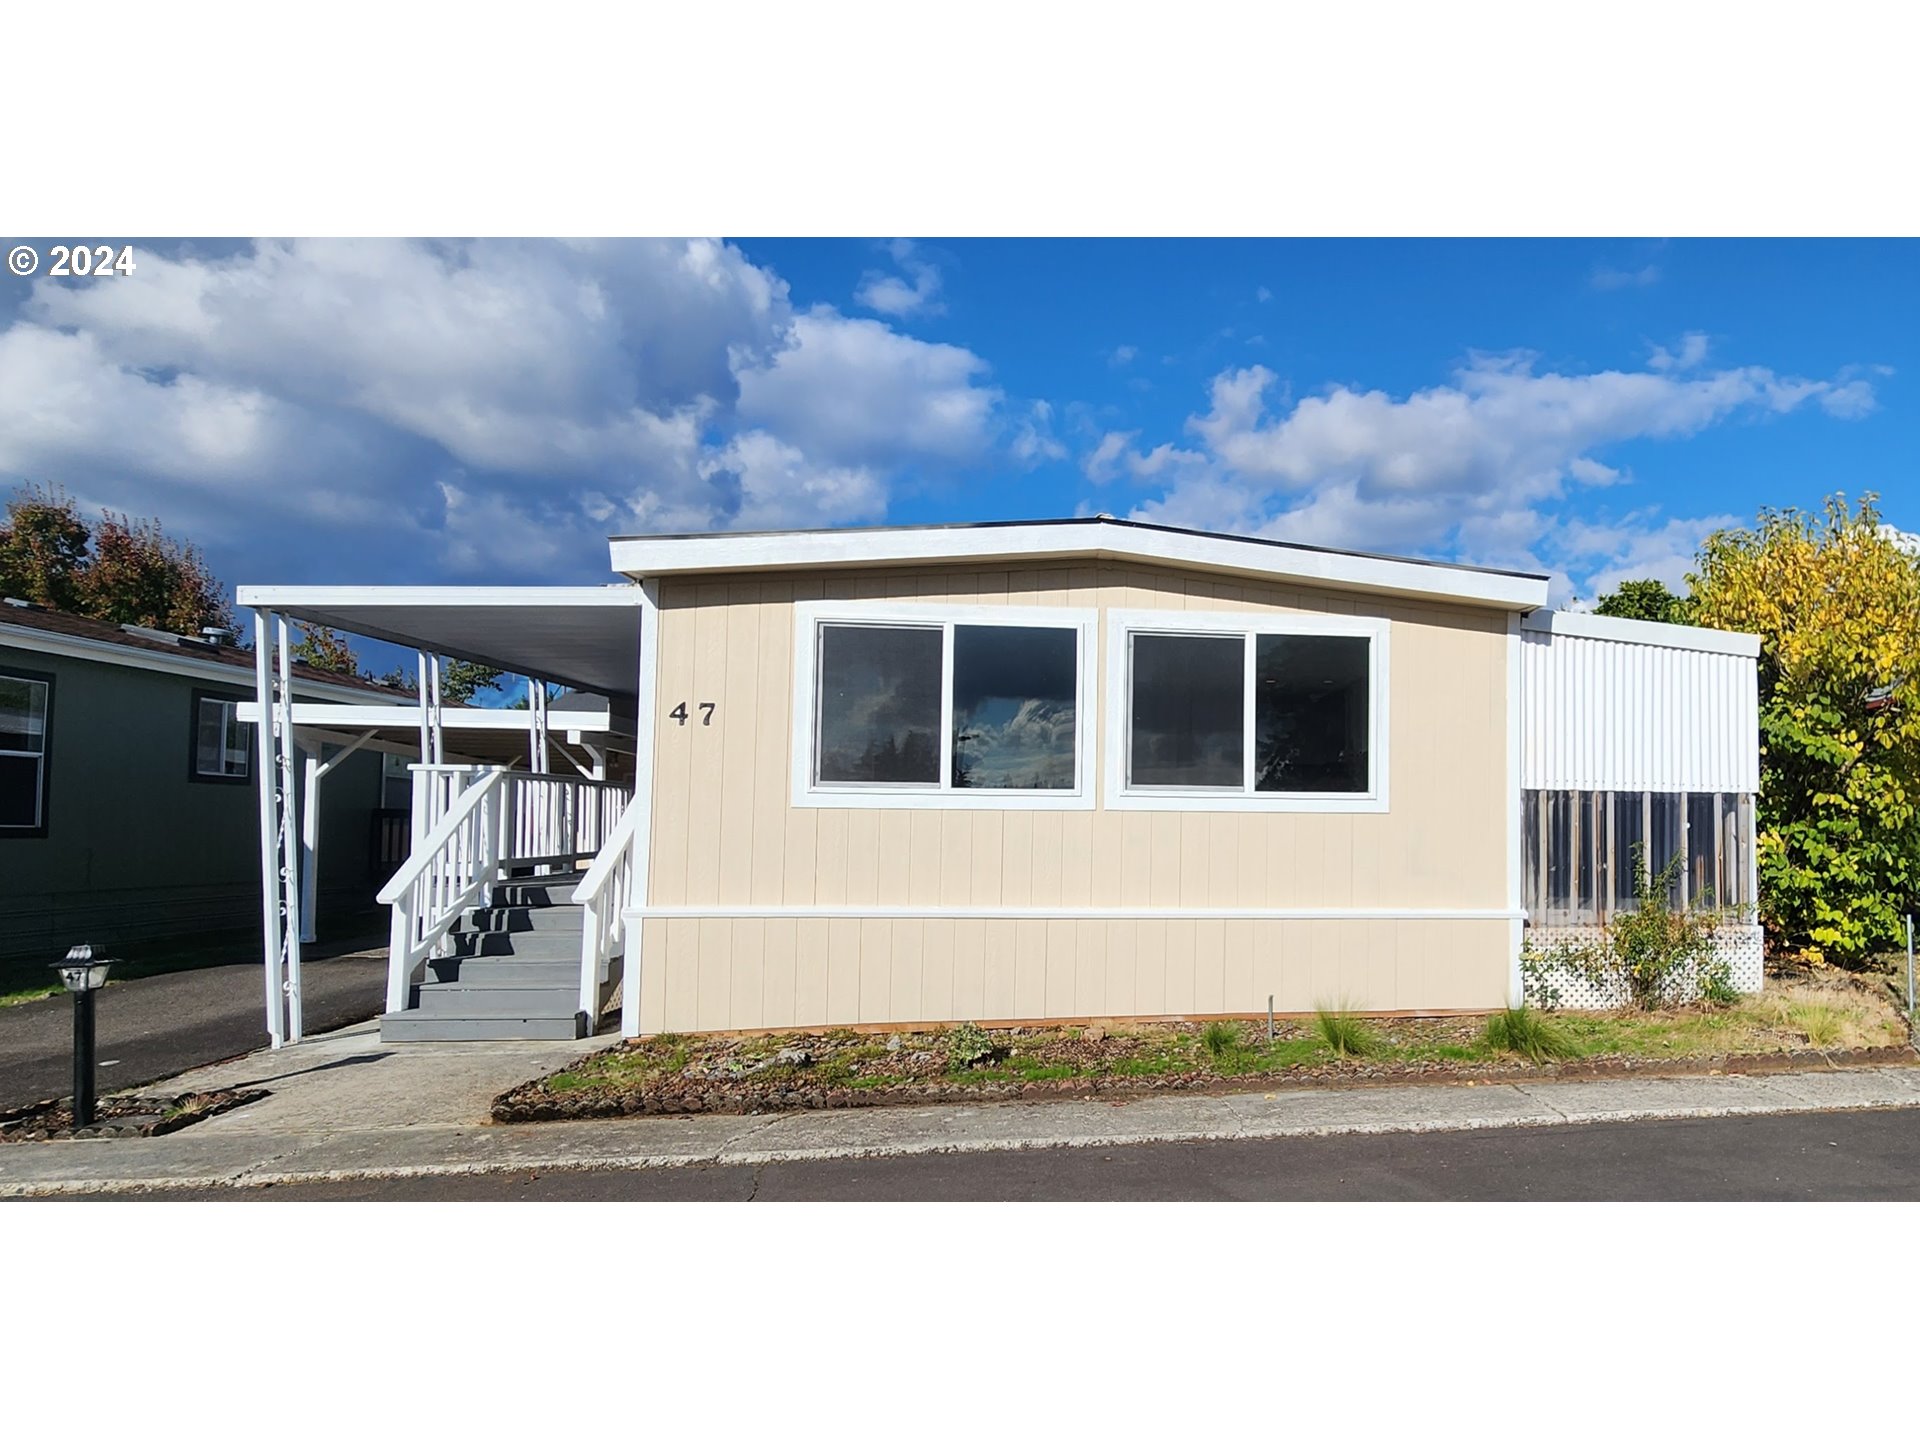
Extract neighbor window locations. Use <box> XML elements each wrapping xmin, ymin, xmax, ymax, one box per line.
<box><xmin>1524</xmin><ymin>788</ymin><xmax>1752</xmax><ymax>924</ymax></box>
<box><xmin>0</xmin><ymin>668</ymin><xmax>52</xmax><ymax>834</ymax></box>
<box><xmin>798</xmin><ymin>604</ymin><xmax>1092</xmax><ymax>807</ymax></box>
<box><xmin>1112</xmin><ymin>614</ymin><xmax>1383</xmax><ymax>808</ymax></box>
<box><xmin>192</xmin><ymin>692</ymin><xmax>251</xmax><ymax>782</ymax></box>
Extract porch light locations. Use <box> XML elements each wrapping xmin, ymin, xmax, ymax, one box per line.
<box><xmin>51</xmin><ymin>944</ymin><xmax>116</xmax><ymax>1129</ymax></box>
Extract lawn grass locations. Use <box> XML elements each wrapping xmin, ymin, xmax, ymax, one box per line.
<box><xmin>530</xmin><ymin>977</ymin><xmax>1912</xmax><ymax>1107</ymax></box>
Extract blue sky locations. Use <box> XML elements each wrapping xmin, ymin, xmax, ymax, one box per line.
<box><xmin>1</xmin><ymin>238</ymin><xmax>1912</xmax><ymax>617</ymax></box>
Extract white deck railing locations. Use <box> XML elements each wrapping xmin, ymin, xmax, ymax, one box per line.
<box><xmin>573</xmin><ymin>798</ymin><xmax>645</xmax><ymax>1017</ymax></box>
<box><xmin>379</xmin><ymin>766</ymin><xmax>634</xmax><ymax>1015</ymax></box>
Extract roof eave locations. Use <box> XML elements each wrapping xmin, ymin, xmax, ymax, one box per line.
<box><xmin>607</xmin><ymin>522</ymin><xmax>1550</xmax><ymax>611</ymax></box>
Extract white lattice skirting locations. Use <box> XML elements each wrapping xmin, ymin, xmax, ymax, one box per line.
<box><xmin>1523</xmin><ymin>923</ymin><xmax>1765</xmax><ymax>1009</ymax></box>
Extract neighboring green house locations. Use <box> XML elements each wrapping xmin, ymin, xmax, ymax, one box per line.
<box><xmin>0</xmin><ymin>599</ymin><xmax>396</xmax><ymax>960</ymax></box>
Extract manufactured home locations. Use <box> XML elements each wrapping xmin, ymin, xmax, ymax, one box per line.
<box><xmin>235</xmin><ymin>518</ymin><xmax>1762</xmax><ymax>1046</ymax></box>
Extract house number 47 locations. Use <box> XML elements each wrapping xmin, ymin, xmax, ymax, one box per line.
<box><xmin>669</xmin><ymin>701</ymin><xmax>716</xmax><ymax>726</ymax></box>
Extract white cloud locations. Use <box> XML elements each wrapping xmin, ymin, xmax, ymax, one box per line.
<box><xmin>1109</xmin><ymin>346</ymin><xmax>1880</xmax><ymax>599</ymax></box>
<box><xmin>734</xmin><ymin>307</ymin><xmax>998</xmax><ymax>469</ymax></box>
<box><xmin>1107</xmin><ymin>344</ymin><xmax>1138</xmax><ymax>367</ymax></box>
<box><xmin>0</xmin><ymin>239</ymin><xmax>1012</xmax><ymax>584</ymax></box>
<box><xmin>854</xmin><ymin>239</ymin><xmax>944</xmax><ymax>318</ymax></box>
<box><xmin>1256</xmin><ymin>286</ymin><xmax>1273</xmax><ymax>303</ymax></box>
<box><xmin>1592</xmin><ymin>262</ymin><xmax>1662</xmax><ymax>289</ymax></box>
<box><xmin>1648</xmin><ymin>332</ymin><xmax>1709</xmax><ymax>371</ymax></box>
<box><xmin>1010</xmin><ymin>400</ymin><xmax>1068</xmax><ymax>465</ymax></box>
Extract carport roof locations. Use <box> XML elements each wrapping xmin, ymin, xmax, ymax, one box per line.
<box><xmin>232</xmin><ymin>585</ymin><xmax>644</xmax><ymax>703</ymax></box>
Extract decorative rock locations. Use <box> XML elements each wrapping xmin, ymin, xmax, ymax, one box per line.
<box><xmin>886</xmin><ymin>1034</ymin><xmax>903</xmax><ymax>1052</ymax></box>
<box><xmin>774</xmin><ymin>1047</ymin><xmax>813</xmax><ymax>1067</ymax></box>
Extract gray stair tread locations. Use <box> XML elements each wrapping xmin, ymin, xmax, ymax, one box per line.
<box><xmin>448</xmin><ymin>931</ymin><xmax>582</xmax><ymax>958</ymax></box>
<box><xmin>381</xmin><ymin>1013</ymin><xmax>588</xmax><ymax>1042</ymax></box>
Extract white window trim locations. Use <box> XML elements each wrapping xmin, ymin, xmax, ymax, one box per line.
<box><xmin>195</xmin><ymin>694</ymin><xmax>252</xmax><ymax>780</ymax></box>
<box><xmin>1103</xmin><ymin>607</ymin><xmax>1390</xmax><ymax>814</ymax></box>
<box><xmin>791</xmin><ymin>600</ymin><xmax>1098</xmax><ymax>811</ymax></box>
<box><xmin>0</xmin><ymin>671</ymin><xmax>50</xmax><ymax>831</ymax></box>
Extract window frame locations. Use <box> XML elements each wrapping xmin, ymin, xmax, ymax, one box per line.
<box><xmin>1104</xmin><ymin>608</ymin><xmax>1390</xmax><ymax>814</ymax></box>
<box><xmin>188</xmin><ymin>687</ymin><xmax>253</xmax><ymax>785</ymax></box>
<box><xmin>791</xmin><ymin>600</ymin><xmax>1098</xmax><ymax>811</ymax></box>
<box><xmin>0</xmin><ymin>664</ymin><xmax>54</xmax><ymax>838</ymax></box>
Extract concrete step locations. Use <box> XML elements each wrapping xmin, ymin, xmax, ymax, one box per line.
<box><xmin>380</xmin><ymin>1011</ymin><xmax>589</xmax><ymax>1043</ymax></box>
<box><xmin>410</xmin><ymin>984</ymin><xmax>583</xmax><ymax>1020</ymax></box>
<box><xmin>453</xmin><ymin>904</ymin><xmax>585</xmax><ymax>935</ymax></box>
<box><xmin>426</xmin><ymin>955</ymin><xmax>578</xmax><ymax>986</ymax></box>
<box><xmin>447</xmin><ymin>929</ymin><xmax>581</xmax><ymax>960</ymax></box>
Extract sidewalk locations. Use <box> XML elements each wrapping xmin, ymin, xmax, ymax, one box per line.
<box><xmin>4</xmin><ymin>1020</ymin><xmax>1919</xmax><ymax>1196</ymax></box>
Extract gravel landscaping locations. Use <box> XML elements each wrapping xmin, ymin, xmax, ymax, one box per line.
<box><xmin>0</xmin><ymin>1088</ymin><xmax>267</xmax><ymax>1142</ymax></box>
<box><xmin>495</xmin><ymin>972</ymin><xmax>1916</xmax><ymax>1122</ymax></box>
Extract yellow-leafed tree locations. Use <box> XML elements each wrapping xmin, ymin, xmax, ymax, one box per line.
<box><xmin>1689</xmin><ymin>494</ymin><xmax>1920</xmax><ymax>964</ymax></box>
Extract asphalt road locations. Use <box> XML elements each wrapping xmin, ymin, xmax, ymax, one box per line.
<box><xmin>84</xmin><ymin>1107</ymin><xmax>1920</xmax><ymax>1200</ymax></box>
<box><xmin>0</xmin><ymin>946</ymin><xmax>387</xmax><ymax>1112</ymax></box>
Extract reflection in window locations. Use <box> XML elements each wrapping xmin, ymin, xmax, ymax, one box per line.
<box><xmin>1129</xmin><ymin>632</ymin><xmax>1243</xmax><ymax>787</ymax></box>
<box><xmin>815</xmin><ymin>624</ymin><xmax>941</xmax><ymax>784</ymax></box>
<box><xmin>0</xmin><ymin>672</ymin><xmax>50</xmax><ymax>830</ymax></box>
<box><xmin>1611</xmin><ymin>790</ymin><xmax>1645</xmax><ymax>906</ymax></box>
<box><xmin>951</xmin><ymin>625</ymin><xmax>1076</xmax><ymax>790</ymax></box>
<box><xmin>195</xmin><ymin>696</ymin><xmax>251</xmax><ymax>779</ymax></box>
<box><xmin>1254</xmin><ymin>634</ymin><xmax>1370</xmax><ymax>792</ymax></box>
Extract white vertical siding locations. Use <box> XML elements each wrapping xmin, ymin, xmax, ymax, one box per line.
<box><xmin>1521</xmin><ymin>618</ymin><xmax>1760</xmax><ymax>792</ymax></box>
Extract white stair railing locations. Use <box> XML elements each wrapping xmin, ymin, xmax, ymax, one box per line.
<box><xmin>574</xmin><ymin>799</ymin><xmax>645</xmax><ymax>1018</ymax></box>
<box><xmin>380</xmin><ymin>766</ymin><xmax>636</xmax><ymax>1017</ymax></box>
<box><xmin>379</xmin><ymin>767</ymin><xmax>512</xmax><ymax>1013</ymax></box>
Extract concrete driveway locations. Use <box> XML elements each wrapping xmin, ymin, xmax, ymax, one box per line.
<box><xmin>0</xmin><ymin>942</ymin><xmax>388</xmax><ymax>1112</ymax></box>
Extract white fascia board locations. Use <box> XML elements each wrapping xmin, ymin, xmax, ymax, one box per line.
<box><xmin>234</xmin><ymin>702</ymin><xmax>613</xmax><ymax>731</ymax></box>
<box><xmin>1521</xmin><ymin>608</ymin><xmax>1762</xmax><ymax>657</ymax></box>
<box><xmin>608</xmin><ymin>523</ymin><xmax>1550</xmax><ymax>611</ymax></box>
<box><xmin>0</xmin><ymin>621</ymin><xmax>379</xmax><ymax>702</ymax></box>
<box><xmin>235</xmin><ymin>584</ymin><xmax>641</xmax><ymax>609</ymax></box>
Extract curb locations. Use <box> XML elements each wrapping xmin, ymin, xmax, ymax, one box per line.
<box><xmin>7</xmin><ymin>1076</ymin><xmax>1920</xmax><ymax>1196</ymax></box>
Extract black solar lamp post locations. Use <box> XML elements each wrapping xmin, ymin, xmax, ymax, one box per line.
<box><xmin>52</xmin><ymin>944</ymin><xmax>116</xmax><ymax>1130</ymax></box>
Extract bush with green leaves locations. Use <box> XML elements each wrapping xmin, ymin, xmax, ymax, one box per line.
<box><xmin>1522</xmin><ymin>846</ymin><xmax>1729</xmax><ymax>1010</ymax></box>
<box><xmin>946</xmin><ymin>1022</ymin><xmax>1005</xmax><ymax>1070</ymax></box>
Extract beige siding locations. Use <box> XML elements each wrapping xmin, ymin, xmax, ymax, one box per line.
<box><xmin>635</xmin><ymin>560</ymin><xmax>1514</xmax><ymax>1030</ymax></box>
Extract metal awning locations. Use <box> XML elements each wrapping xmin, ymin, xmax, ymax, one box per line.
<box><xmin>232</xmin><ymin>585</ymin><xmax>645</xmax><ymax>703</ymax></box>
<box><xmin>234</xmin><ymin>698</ymin><xmax>636</xmax><ymax>769</ymax></box>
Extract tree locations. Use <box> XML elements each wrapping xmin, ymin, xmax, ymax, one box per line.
<box><xmin>0</xmin><ymin>484</ymin><xmax>91</xmax><ymax>612</ymax></box>
<box><xmin>293</xmin><ymin>623</ymin><xmax>359</xmax><ymax>675</ymax></box>
<box><xmin>76</xmin><ymin>510</ymin><xmax>233</xmax><ymax>631</ymax></box>
<box><xmin>1595</xmin><ymin>578</ymin><xmax>1689</xmax><ymax>625</ymax></box>
<box><xmin>1689</xmin><ymin>494</ymin><xmax>1920</xmax><ymax>965</ymax></box>
<box><xmin>0</xmin><ymin>483</ymin><xmax>232</xmax><ymax>631</ymax></box>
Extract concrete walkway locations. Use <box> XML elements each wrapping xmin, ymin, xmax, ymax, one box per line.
<box><xmin>4</xmin><ymin>1021</ymin><xmax>1919</xmax><ymax>1196</ymax></box>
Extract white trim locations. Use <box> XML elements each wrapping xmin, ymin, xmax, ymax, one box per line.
<box><xmin>0</xmin><ymin>620</ymin><xmax>386</xmax><ymax>702</ymax></box>
<box><xmin>789</xmin><ymin>600</ymin><xmax>1098</xmax><ymax>812</ymax></box>
<box><xmin>1505</xmin><ymin>613</ymin><xmax>1525</xmax><ymax>1006</ymax></box>
<box><xmin>610</xmin><ymin>520</ymin><xmax>1549</xmax><ymax>611</ymax></box>
<box><xmin>1521</xmin><ymin>607</ymin><xmax>1761</xmax><ymax>657</ymax></box>
<box><xmin>630</xmin><ymin>904</ymin><xmax>1522</xmax><ymax>921</ymax></box>
<box><xmin>232</xmin><ymin>701</ymin><xmax>617</xmax><ymax>732</ymax></box>
<box><xmin>252</xmin><ymin>611</ymin><xmax>284</xmax><ymax>1050</ymax></box>
<box><xmin>235</xmin><ymin>584</ymin><xmax>644</xmax><ymax>610</ymax></box>
<box><xmin>620</xmin><ymin>579</ymin><xmax>662</xmax><ymax>1039</ymax></box>
<box><xmin>1102</xmin><ymin>608</ymin><xmax>1390</xmax><ymax>814</ymax></box>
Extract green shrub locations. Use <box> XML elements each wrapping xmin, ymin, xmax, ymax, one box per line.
<box><xmin>1200</xmin><ymin>1020</ymin><xmax>1243</xmax><ymax>1059</ymax></box>
<box><xmin>1482</xmin><ymin>1007</ymin><xmax>1578</xmax><ymax>1063</ymax></box>
<box><xmin>1314</xmin><ymin>1008</ymin><xmax>1375</xmax><ymax>1059</ymax></box>
<box><xmin>946</xmin><ymin>1022</ymin><xmax>1005</xmax><ymax>1070</ymax></box>
<box><xmin>1523</xmin><ymin>845</ymin><xmax>1729</xmax><ymax>1011</ymax></box>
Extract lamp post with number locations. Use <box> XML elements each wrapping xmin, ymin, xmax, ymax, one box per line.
<box><xmin>52</xmin><ymin>944</ymin><xmax>116</xmax><ymax>1130</ymax></box>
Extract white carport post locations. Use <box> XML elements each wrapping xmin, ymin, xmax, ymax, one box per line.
<box><xmin>300</xmin><ymin>731</ymin><xmax>375</xmax><ymax>944</ymax></box>
<box><xmin>253</xmin><ymin>610</ymin><xmax>286</xmax><ymax>1048</ymax></box>
<box><xmin>275</xmin><ymin>616</ymin><xmax>305</xmax><ymax>1041</ymax></box>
